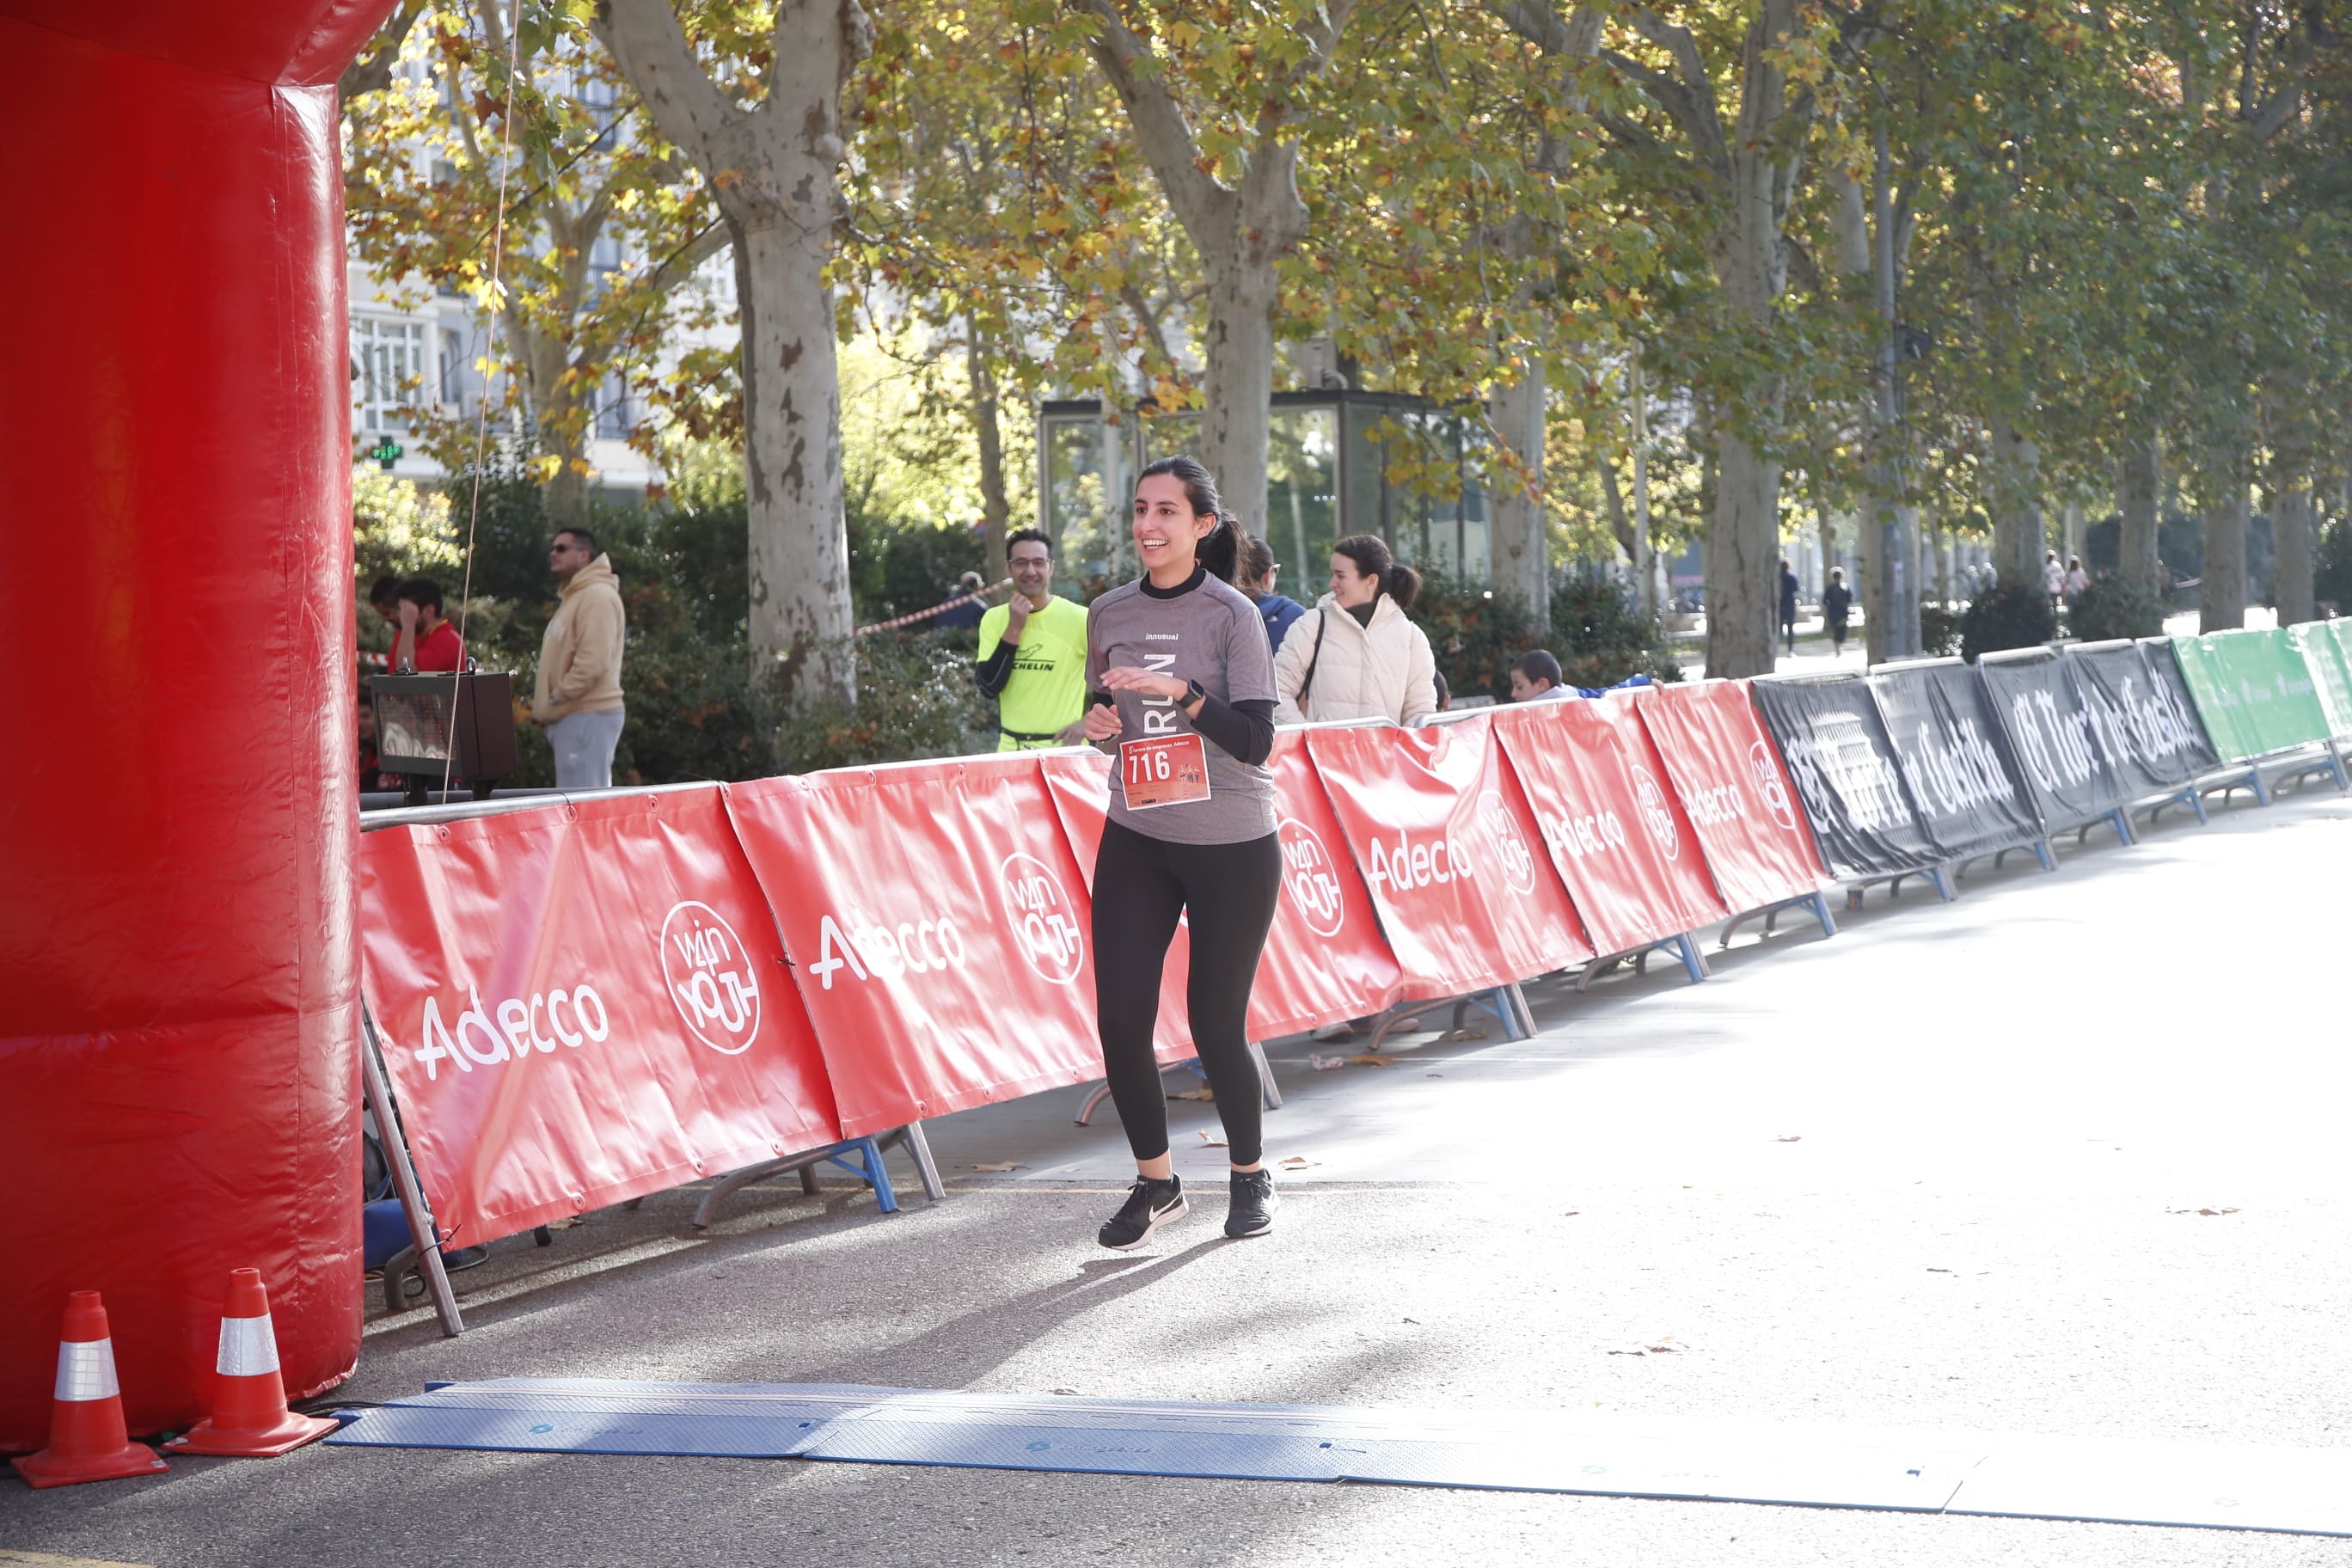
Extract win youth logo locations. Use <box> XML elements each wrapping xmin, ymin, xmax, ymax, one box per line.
<box><xmin>1477</xmin><ymin>789</ymin><xmax>1539</xmax><ymax>895</ymax></box>
<box><xmin>999</xmin><ymin>853</ymin><xmax>1084</xmax><ymax>985</ymax></box>
<box><xmin>1749</xmin><ymin>740</ymin><xmax>1799</xmax><ymax>831</ymax></box>
<box><xmin>1630</xmin><ymin>764</ymin><xmax>1679</xmax><ymax>860</ymax></box>
<box><xmin>1277</xmin><ymin>817</ymin><xmax>1346</xmax><ymax>938</ymax></box>
<box><xmin>660</xmin><ymin>901</ymin><xmax>762</xmax><ymax>1055</ymax></box>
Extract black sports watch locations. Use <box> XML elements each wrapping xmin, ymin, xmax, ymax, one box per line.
<box><xmin>1183</xmin><ymin>677</ymin><xmax>1207</xmax><ymax>707</ymax></box>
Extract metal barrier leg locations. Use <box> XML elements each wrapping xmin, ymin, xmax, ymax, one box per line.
<box><xmin>1931</xmin><ymin>865</ymin><xmax>1958</xmax><ymax>902</ymax></box>
<box><xmin>1074</xmin><ymin>1082</ymin><xmax>1113</xmax><ymax>1125</ymax></box>
<box><xmin>1807</xmin><ymin>891</ymin><xmax>1838</xmax><ymax>937</ymax></box>
<box><xmin>896</xmin><ymin>1121</ymin><xmax>947</xmax><ymax>1201</ymax></box>
<box><xmin>1576</xmin><ymin>953</ymin><xmax>1626</xmax><ymax>995</ymax></box>
<box><xmin>2252</xmin><ymin>768</ymin><xmax>2273</xmax><ymax>806</ymax></box>
<box><xmin>1673</xmin><ymin>933</ymin><xmax>1709</xmax><ymax>983</ymax></box>
<box><xmin>834</xmin><ymin>1138</ymin><xmax>897</xmax><ymax>1214</ymax></box>
<box><xmin>1505</xmin><ymin>983</ymin><xmax>1538</xmax><ymax>1039</ymax></box>
<box><xmin>1247</xmin><ymin>1039</ymin><xmax>1283</xmax><ymax>1112</ymax></box>
<box><xmin>360</xmin><ymin>1008</ymin><xmax>463</xmax><ymax>1336</ymax></box>
<box><xmin>2109</xmin><ymin>809</ymin><xmax>2136</xmax><ymax>846</ymax></box>
<box><xmin>799</xmin><ymin>1167</ymin><xmax>822</xmax><ymax>1197</ymax></box>
<box><xmin>2032</xmin><ymin>839</ymin><xmax>2056</xmax><ymax>873</ymax></box>
<box><xmin>695</xmin><ymin>1154</ymin><xmax>818</xmax><ymax>1228</ymax></box>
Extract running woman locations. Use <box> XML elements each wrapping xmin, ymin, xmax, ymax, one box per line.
<box><xmin>1081</xmin><ymin>456</ymin><xmax>1283</xmax><ymax>1248</ymax></box>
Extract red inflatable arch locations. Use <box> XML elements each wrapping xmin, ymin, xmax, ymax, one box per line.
<box><xmin>0</xmin><ymin>0</ymin><xmax>398</xmax><ymax>1445</ymax></box>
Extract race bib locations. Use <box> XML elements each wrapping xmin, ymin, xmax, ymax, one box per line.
<box><xmin>1120</xmin><ymin>732</ymin><xmax>1211</xmax><ymax>811</ymax></box>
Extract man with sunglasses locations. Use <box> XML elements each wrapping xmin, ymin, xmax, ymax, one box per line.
<box><xmin>532</xmin><ymin>526</ymin><xmax>627</xmax><ymax>787</ymax></box>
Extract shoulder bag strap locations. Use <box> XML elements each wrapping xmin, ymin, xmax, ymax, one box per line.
<box><xmin>1297</xmin><ymin>609</ymin><xmax>1329</xmax><ymax>707</ymax></box>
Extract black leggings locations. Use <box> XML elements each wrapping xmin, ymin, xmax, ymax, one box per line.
<box><xmin>1093</xmin><ymin>819</ymin><xmax>1283</xmax><ymax>1167</ymax></box>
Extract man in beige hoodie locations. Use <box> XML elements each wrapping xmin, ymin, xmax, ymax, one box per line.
<box><xmin>535</xmin><ymin>527</ymin><xmax>627</xmax><ymax>787</ymax></box>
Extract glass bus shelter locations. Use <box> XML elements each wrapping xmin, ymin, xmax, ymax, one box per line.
<box><xmin>1037</xmin><ymin>389</ymin><xmax>1491</xmax><ymax>591</ymax></box>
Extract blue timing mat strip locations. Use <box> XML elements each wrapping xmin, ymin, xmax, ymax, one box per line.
<box><xmin>326</xmin><ymin>1380</ymin><xmax>2352</xmax><ymax>1536</ymax></box>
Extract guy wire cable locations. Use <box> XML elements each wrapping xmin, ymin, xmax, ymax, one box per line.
<box><xmin>439</xmin><ymin>0</ymin><xmax>525</xmax><ymax>800</ymax></box>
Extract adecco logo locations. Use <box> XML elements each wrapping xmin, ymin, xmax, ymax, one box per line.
<box><xmin>1749</xmin><ymin>740</ymin><xmax>1799</xmax><ymax>830</ymax></box>
<box><xmin>998</xmin><ymin>852</ymin><xmax>1084</xmax><ymax>985</ymax></box>
<box><xmin>412</xmin><ymin>981</ymin><xmax>609</xmax><ymax>1081</ymax></box>
<box><xmin>1277</xmin><ymin>817</ymin><xmax>1346</xmax><ymax>938</ymax></box>
<box><xmin>1630</xmin><ymin>764</ymin><xmax>1679</xmax><ymax>860</ymax></box>
<box><xmin>1477</xmin><ymin>789</ymin><xmax>1539</xmax><ymax>895</ymax></box>
<box><xmin>660</xmin><ymin>900</ymin><xmax>762</xmax><ymax>1055</ymax></box>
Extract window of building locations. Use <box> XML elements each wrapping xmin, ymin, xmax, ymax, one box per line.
<box><xmin>353</xmin><ymin>316</ymin><xmax>430</xmax><ymax>435</ymax></box>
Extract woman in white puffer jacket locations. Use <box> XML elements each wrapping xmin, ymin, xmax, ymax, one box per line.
<box><xmin>1272</xmin><ymin>533</ymin><xmax>1440</xmax><ymax>725</ymax></box>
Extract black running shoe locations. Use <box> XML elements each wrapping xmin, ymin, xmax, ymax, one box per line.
<box><xmin>1098</xmin><ymin>1176</ymin><xmax>1186</xmax><ymax>1250</ymax></box>
<box><xmin>1225</xmin><ymin>1169</ymin><xmax>1277</xmax><ymax>1239</ymax></box>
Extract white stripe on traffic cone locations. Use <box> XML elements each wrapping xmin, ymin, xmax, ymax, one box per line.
<box><xmin>55</xmin><ymin>1336</ymin><xmax>123</xmax><ymax>1402</ymax></box>
<box><xmin>217</xmin><ymin>1311</ymin><xmax>279</xmax><ymax>1377</ymax></box>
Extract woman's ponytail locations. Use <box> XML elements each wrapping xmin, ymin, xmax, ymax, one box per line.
<box><xmin>1382</xmin><ymin>562</ymin><xmax>1422</xmax><ymax>611</ymax></box>
<box><xmin>1199</xmin><ymin>510</ymin><xmax>1241</xmax><ymax>585</ymax></box>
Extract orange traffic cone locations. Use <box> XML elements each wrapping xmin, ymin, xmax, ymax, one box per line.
<box><xmin>10</xmin><ymin>1291</ymin><xmax>169</xmax><ymax>1488</ymax></box>
<box><xmin>164</xmin><ymin>1269</ymin><xmax>338</xmax><ymax>1458</ymax></box>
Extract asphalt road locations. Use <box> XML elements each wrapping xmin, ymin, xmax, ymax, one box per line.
<box><xmin>6</xmin><ymin>781</ymin><xmax>2350</xmax><ymax>1567</ymax></box>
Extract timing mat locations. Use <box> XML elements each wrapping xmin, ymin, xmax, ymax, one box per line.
<box><xmin>326</xmin><ymin>1378</ymin><xmax>2352</xmax><ymax>1537</ymax></box>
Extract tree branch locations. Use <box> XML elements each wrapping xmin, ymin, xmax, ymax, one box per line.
<box><xmin>592</xmin><ymin>0</ymin><xmax>746</xmax><ymax>170</ymax></box>
<box><xmin>340</xmin><ymin>0</ymin><xmax>426</xmax><ymax>101</ymax></box>
<box><xmin>1620</xmin><ymin>6</ymin><xmax>1730</xmax><ymax>174</ymax></box>
<box><xmin>1069</xmin><ymin>0</ymin><xmax>1236</xmax><ymax>242</ymax></box>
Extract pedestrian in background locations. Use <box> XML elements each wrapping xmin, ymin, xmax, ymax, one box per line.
<box><xmin>394</xmin><ymin>579</ymin><xmax>464</xmax><ymax>672</ymax></box>
<box><xmin>1081</xmin><ymin>456</ymin><xmax>1284</xmax><ymax>1248</ymax></box>
<box><xmin>2043</xmin><ymin>549</ymin><xmax>2066</xmax><ymax>609</ymax></box>
<box><xmin>935</xmin><ymin>570</ymin><xmax>988</xmax><ymax>635</ymax></box>
<box><xmin>1272</xmin><ymin>533</ymin><xmax>1436</xmax><ymax>725</ymax></box>
<box><xmin>1510</xmin><ymin>650</ymin><xmax>1571</xmax><ymax>702</ymax></box>
<box><xmin>1235</xmin><ymin>531</ymin><xmax>1307</xmax><ymax>655</ymax></box>
<box><xmin>533</xmin><ymin>526</ymin><xmax>627</xmax><ymax>788</ymax></box>
<box><xmin>1778</xmin><ymin>558</ymin><xmax>1799</xmax><ymax>655</ymax></box>
<box><xmin>2064</xmin><ymin>555</ymin><xmax>2090</xmax><ymax>602</ymax></box>
<box><xmin>1823</xmin><ymin>567</ymin><xmax>1853</xmax><ymax>655</ymax></box>
<box><xmin>975</xmin><ymin>529</ymin><xmax>1088</xmax><ymax>750</ymax></box>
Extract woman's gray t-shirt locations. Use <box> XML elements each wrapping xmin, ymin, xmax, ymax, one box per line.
<box><xmin>1086</xmin><ymin>571</ymin><xmax>1278</xmax><ymax>845</ymax></box>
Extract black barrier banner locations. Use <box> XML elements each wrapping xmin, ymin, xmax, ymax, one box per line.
<box><xmin>1750</xmin><ymin>677</ymin><xmax>1940</xmax><ymax>879</ymax></box>
<box><xmin>2065</xmin><ymin>642</ymin><xmax>2219</xmax><ymax>793</ymax></box>
<box><xmin>1868</xmin><ymin>661</ymin><xmax>2044</xmax><ymax>861</ymax></box>
<box><xmin>1976</xmin><ymin>651</ymin><xmax>2127</xmax><ymax>830</ymax></box>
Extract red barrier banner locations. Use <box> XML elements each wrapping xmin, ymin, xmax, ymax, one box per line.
<box><xmin>1634</xmin><ymin>681</ymin><xmax>1833</xmax><ymax>913</ymax></box>
<box><xmin>1306</xmin><ymin>720</ymin><xmax>1592</xmax><ymax>996</ymax></box>
<box><xmin>1038</xmin><ymin>750</ymin><xmax>1195</xmax><ymax>1065</ymax></box>
<box><xmin>1254</xmin><ymin>732</ymin><xmax>1406</xmax><ymax>1035</ymax></box>
<box><xmin>726</xmin><ymin>757</ymin><xmax>1106</xmax><ymax>1136</ymax></box>
<box><xmin>357</xmin><ymin>789</ymin><xmax>842</xmax><ymax>1246</ymax></box>
<box><xmin>1493</xmin><ymin>696</ymin><xmax>1730</xmax><ymax>955</ymax></box>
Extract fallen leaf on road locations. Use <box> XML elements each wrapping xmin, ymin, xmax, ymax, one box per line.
<box><xmin>1051</xmin><ymin>1387</ymin><xmax>1081</xmax><ymax>1396</ymax></box>
<box><xmin>1562</xmin><ymin>1210</ymin><xmax>1581</xmax><ymax>1217</ymax></box>
<box><xmin>1434</xmin><ymin>1027</ymin><xmax>1487</xmax><ymax>1044</ymax></box>
<box><xmin>1926</xmin><ymin>1267</ymin><xmax>1953</xmax><ymax>1273</ymax></box>
<box><xmin>972</xmin><ymin>1161</ymin><xmax>1022</xmax><ymax>1173</ymax></box>
<box><xmin>1403</xmin><ymin>1317</ymin><xmax>1421</xmax><ymax>1325</ymax></box>
<box><xmin>1645</xmin><ymin>1345</ymin><xmax>1680</xmax><ymax>1354</ymax></box>
<box><xmin>1608</xmin><ymin>1350</ymin><xmax>1645</xmax><ymax>1357</ymax></box>
<box><xmin>1197</xmin><ymin>1131</ymin><xmax>1228</xmax><ymax>1148</ymax></box>
<box><xmin>1307</xmin><ymin>1053</ymin><xmax>1351</xmax><ymax>1070</ymax></box>
<box><xmin>1170</xmin><ymin>1087</ymin><xmax>1216</xmax><ymax>1101</ymax></box>
<box><xmin>1775</xmin><ymin>1136</ymin><xmax>1803</xmax><ymax>1143</ymax></box>
<box><xmin>1351</xmin><ymin>1054</ymin><xmax>1393</xmax><ymax>1067</ymax></box>
<box><xmin>2169</xmin><ymin>1206</ymin><xmax>2239</xmax><ymax>1216</ymax></box>
<box><xmin>1277</xmin><ymin>1155</ymin><xmax>1320</xmax><ymax>1170</ymax></box>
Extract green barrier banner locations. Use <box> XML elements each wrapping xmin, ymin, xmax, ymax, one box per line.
<box><xmin>2288</xmin><ymin>622</ymin><xmax>2352</xmax><ymax>740</ymax></box>
<box><xmin>2168</xmin><ymin>628</ymin><xmax>2334</xmax><ymax>761</ymax></box>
